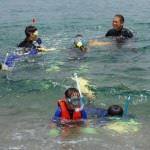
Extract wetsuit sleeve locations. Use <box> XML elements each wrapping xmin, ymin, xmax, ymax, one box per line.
<box><xmin>52</xmin><ymin>107</ymin><xmax>61</xmax><ymax>122</ymax></box>
<box><xmin>81</xmin><ymin>109</ymin><xmax>88</xmax><ymax>119</ymax></box>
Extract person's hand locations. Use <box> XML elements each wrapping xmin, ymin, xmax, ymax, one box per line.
<box><xmin>37</xmin><ymin>47</ymin><xmax>49</xmax><ymax>52</ymax></box>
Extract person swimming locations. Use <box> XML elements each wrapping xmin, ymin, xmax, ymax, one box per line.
<box><xmin>105</xmin><ymin>14</ymin><xmax>133</xmax><ymax>40</ymax></box>
<box><xmin>73</xmin><ymin>34</ymin><xmax>88</xmax><ymax>52</ymax></box>
<box><xmin>0</xmin><ymin>26</ymin><xmax>50</xmax><ymax>71</ymax></box>
<box><xmin>18</xmin><ymin>25</ymin><xmax>49</xmax><ymax>52</ymax></box>
<box><xmin>51</xmin><ymin>87</ymin><xmax>124</xmax><ymax>126</ymax></box>
<box><xmin>52</xmin><ymin>87</ymin><xmax>87</xmax><ymax>124</ymax></box>
<box><xmin>85</xmin><ymin>104</ymin><xmax>123</xmax><ymax>119</ymax></box>
<box><xmin>73</xmin><ymin>34</ymin><xmax>112</xmax><ymax>52</ymax></box>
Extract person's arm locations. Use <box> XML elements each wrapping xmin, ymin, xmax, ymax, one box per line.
<box><xmin>51</xmin><ymin>107</ymin><xmax>61</xmax><ymax>122</ymax></box>
<box><xmin>88</xmin><ymin>39</ymin><xmax>112</xmax><ymax>47</ymax></box>
<box><xmin>81</xmin><ymin>109</ymin><xmax>88</xmax><ymax>119</ymax></box>
<box><xmin>49</xmin><ymin>107</ymin><xmax>61</xmax><ymax>129</ymax></box>
<box><xmin>37</xmin><ymin>47</ymin><xmax>50</xmax><ymax>52</ymax></box>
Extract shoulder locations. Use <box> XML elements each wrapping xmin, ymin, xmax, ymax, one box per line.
<box><xmin>18</xmin><ymin>39</ymin><xmax>33</xmax><ymax>48</ymax></box>
<box><xmin>18</xmin><ymin>40</ymin><xmax>26</xmax><ymax>47</ymax></box>
<box><xmin>105</xmin><ymin>29</ymin><xmax>116</xmax><ymax>36</ymax></box>
<box><xmin>122</xmin><ymin>28</ymin><xmax>133</xmax><ymax>38</ymax></box>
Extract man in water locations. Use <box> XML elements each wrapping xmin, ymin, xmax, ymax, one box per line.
<box><xmin>18</xmin><ymin>25</ymin><xmax>48</xmax><ymax>52</ymax></box>
<box><xmin>0</xmin><ymin>26</ymin><xmax>49</xmax><ymax>71</ymax></box>
<box><xmin>105</xmin><ymin>14</ymin><xmax>133</xmax><ymax>39</ymax></box>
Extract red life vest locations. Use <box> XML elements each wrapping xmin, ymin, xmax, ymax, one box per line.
<box><xmin>58</xmin><ymin>99</ymin><xmax>82</xmax><ymax>120</ymax></box>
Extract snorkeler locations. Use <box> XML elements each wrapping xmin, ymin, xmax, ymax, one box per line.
<box><xmin>52</xmin><ymin>87</ymin><xmax>124</xmax><ymax>124</ymax></box>
<box><xmin>105</xmin><ymin>14</ymin><xmax>133</xmax><ymax>39</ymax></box>
<box><xmin>0</xmin><ymin>26</ymin><xmax>50</xmax><ymax>71</ymax></box>
<box><xmin>73</xmin><ymin>34</ymin><xmax>112</xmax><ymax>52</ymax></box>
<box><xmin>85</xmin><ymin>104</ymin><xmax>123</xmax><ymax>119</ymax></box>
<box><xmin>73</xmin><ymin>34</ymin><xmax>88</xmax><ymax>52</ymax></box>
<box><xmin>18</xmin><ymin>25</ymin><xmax>48</xmax><ymax>52</ymax></box>
<box><xmin>52</xmin><ymin>87</ymin><xmax>87</xmax><ymax>123</ymax></box>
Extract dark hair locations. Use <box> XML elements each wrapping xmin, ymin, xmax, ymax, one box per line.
<box><xmin>107</xmin><ymin>105</ymin><xmax>123</xmax><ymax>117</ymax></box>
<box><xmin>75</xmin><ymin>34</ymin><xmax>83</xmax><ymax>38</ymax></box>
<box><xmin>115</xmin><ymin>14</ymin><xmax>124</xmax><ymax>23</ymax></box>
<box><xmin>25</xmin><ymin>25</ymin><xmax>37</xmax><ymax>37</ymax></box>
<box><xmin>64</xmin><ymin>88</ymin><xmax>80</xmax><ymax>98</ymax></box>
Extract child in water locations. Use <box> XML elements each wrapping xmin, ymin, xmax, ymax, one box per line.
<box><xmin>73</xmin><ymin>34</ymin><xmax>112</xmax><ymax>52</ymax></box>
<box><xmin>52</xmin><ymin>87</ymin><xmax>87</xmax><ymax>124</ymax></box>
<box><xmin>51</xmin><ymin>87</ymin><xmax>123</xmax><ymax>126</ymax></box>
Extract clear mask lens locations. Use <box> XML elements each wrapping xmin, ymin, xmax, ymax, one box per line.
<box><xmin>68</xmin><ymin>97</ymin><xmax>80</xmax><ymax>106</ymax></box>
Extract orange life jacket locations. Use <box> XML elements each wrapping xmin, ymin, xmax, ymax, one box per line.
<box><xmin>58</xmin><ymin>99</ymin><xmax>82</xmax><ymax>120</ymax></box>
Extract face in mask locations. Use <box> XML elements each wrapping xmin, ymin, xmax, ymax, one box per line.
<box><xmin>74</xmin><ymin>35</ymin><xmax>83</xmax><ymax>48</ymax></box>
<box><xmin>67</xmin><ymin>96</ymin><xmax>81</xmax><ymax>109</ymax></box>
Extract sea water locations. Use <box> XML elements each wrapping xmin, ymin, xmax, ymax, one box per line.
<box><xmin>0</xmin><ymin>0</ymin><xmax>150</xmax><ymax>149</ymax></box>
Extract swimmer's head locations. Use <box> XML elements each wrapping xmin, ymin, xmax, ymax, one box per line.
<box><xmin>112</xmin><ymin>14</ymin><xmax>124</xmax><ymax>31</ymax></box>
<box><xmin>25</xmin><ymin>26</ymin><xmax>38</xmax><ymax>41</ymax></box>
<box><xmin>74</xmin><ymin>34</ymin><xmax>87</xmax><ymax>52</ymax></box>
<box><xmin>107</xmin><ymin>105</ymin><xmax>123</xmax><ymax>117</ymax></box>
<box><xmin>65</xmin><ymin>88</ymin><xmax>81</xmax><ymax>110</ymax></box>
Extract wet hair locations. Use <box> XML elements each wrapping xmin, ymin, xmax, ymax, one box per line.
<box><xmin>25</xmin><ymin>25</ymin><xmax>37</xmax><ymax>37</ymax></box>
<box><xmin>115</xmin><ymin>14</ymin><xmax>124</xmax><ymax>23</ymax></box>
<box><xmin>107</xmin><ymin>105</ymin><xmax>123</xmax><ymax>117</ymax></box>
<box><xmin>64</xmin><ymin>88</ymin><xmax>80</xmax><ymax>98</ymax></box>
<box><xmin>75</xmin><ymin>34</ymin><xmax>83</xmax><ymax>38</ymax></box>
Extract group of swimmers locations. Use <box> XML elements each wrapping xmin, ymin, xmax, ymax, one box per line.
<box><xmin>50</xmin><ymin>14</ymin><xmax>133</xmax><ymax>125</ymax></box>
<box><xmin>0</xmin><ymin>14</ymin><xmax>133</xmax><ymax>125</ymax></box>
<box><xmin>0</xmin><ymin>14</ymin><xmax>133</xmax><ymax>71</ymax></box>
<box><xmin>74</xmin><ymin>14</ymin><xmax>133</xmax><ymax>51</ymax></box>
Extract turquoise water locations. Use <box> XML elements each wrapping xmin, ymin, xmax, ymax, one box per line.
<box><xmin>0</xmin><ymin>0</ymin><xmax>150</xmax><ymax>149</ymax></box>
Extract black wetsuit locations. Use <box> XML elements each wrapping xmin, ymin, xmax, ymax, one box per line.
<box><xmin>105</xmin><ymin>28</ymin><xmax>133</xmax><ymax>39</ymax></box>
<box><xmin>18</xmin><ymin>38</ymin><xmax>42</xmax><ymax>49</ymax></box>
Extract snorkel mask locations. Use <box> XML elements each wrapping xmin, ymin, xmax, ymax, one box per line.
<box><xmin>67</xmin><ymin>96</ymin><xmax>81</xmax><ymax>107</ymax></box>
<box><xmin>74</xmin><ymin>34</ymin><xmax>87</xmax><ymax>51</ymax></box>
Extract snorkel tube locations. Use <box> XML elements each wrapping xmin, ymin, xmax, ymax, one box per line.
<box><xmin>73</xmin><ymin>73</ymin><xmax>84</xmax><ymax>112</ymax></box>
<box><xmin>123</xmin><ymin>96</ymin><xmax>132</xmax><ymax>117</ymax></box>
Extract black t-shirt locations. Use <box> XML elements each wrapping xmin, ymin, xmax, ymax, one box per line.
<box><xmin>105</xmin><ymin>28</ymin><xmax>133</xmax><ymax>39</ymax></box>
